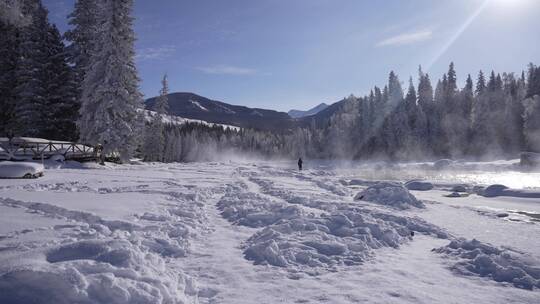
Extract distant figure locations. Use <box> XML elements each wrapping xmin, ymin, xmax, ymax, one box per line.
<box><xmin>298</xmin><ymin>157</ymin><xmax>303</xmax><ymax>171</ymax></box>
<box><xmin>96</xmin><ymin>144</ymin><xmax>105</xmax><ymax>165</ymax></box>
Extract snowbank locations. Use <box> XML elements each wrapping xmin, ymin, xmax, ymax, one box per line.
<box><xmin>0</xmin><ymin>239</ymin><xmax>197</xmax><ymax>304</ymax></box>
<box><xmin>354</xmin><ymin>182</ymin><xmax>425</xmax><ymax>209</ymax></box>
<box><xmin>0</xmin><ymin>161</ymin><xmax>44</xmax><ymax>178</ymax></box>
<box><xmin>434</xmin><ymin>239</ymin><xmax>540</xmax><ymax>290</ymax></box>
<box><xmin>405</xmin><ymin>180</ymin><xmax>434</xmax><ymax>191</ymax></box>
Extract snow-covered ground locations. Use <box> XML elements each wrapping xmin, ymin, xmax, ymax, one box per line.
<box><xmin>0</xmin><ymin>160</ymin><xmax>539</xmax><ymax>303</ymax></box>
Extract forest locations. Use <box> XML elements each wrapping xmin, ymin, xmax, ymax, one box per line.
<box><xmin>1</xmin><ymin>0</ymin><xmax>540</xmax><ymax>162</ymax></box>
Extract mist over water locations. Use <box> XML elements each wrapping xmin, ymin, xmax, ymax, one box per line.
<box><xmin>299</xmin><ymin>159</ymin><xmax>540</xmax><ymax>189</ymax></box>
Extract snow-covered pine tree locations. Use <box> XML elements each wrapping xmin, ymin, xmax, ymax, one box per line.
<box><xmin>12</xmin><ymin>0</ymin><xmax>49</xmax><ymax>137</ymax></box>
<box><xmin>142</xmin><ymin>74</ymin><xmax>169</xmax><ymax>162</ymax></box>
<box><xmin>0</xmin><ymin>0</ymin><xmax>30</xmax><ymax>26</ymax></box>
<box><xmin>387</xmin><ymin>71</ymin><xmax>403</xmax><ymax>110</ymax></box>
<box><xmin>523</xmin><ymin>95</ymin><xmax>540</xmax><ymax>152</ymax></box>
<box><xmin>154</xmin><ymin>74</ymin><xmax>169</xmax><ymax>115</ymax></box>
<box><xmin>526</xmin><ymin>64</ymin><xmax>540</xmax><ymax>98</ymax></box>
<box><xmin>476</xmin><ymin>70</ymin><xmax>486</xmax><ymax>95</ymax></box>
<box><xmin>501</xmin><ymin>73</ymin><xmax>525</xmax><ymax>154</ymax></box>
<box><xmin>0</xmin><ymin>12</ymin><xmax>20</xmax><ymax>136</ymax></box>
<box><xmin>441</xmin><ymin>63</ymin><xmax>469</xmax><ymax>157</ymax></box>
<box><xmin>78</xmin><ymin>0</ymin><xmax>143</xmax><ymax>162</ymax></box>
<box><xmin>417</xmin><ymin>67</ymin><xmax>438</xmax><ymax>154</ymax></box>
<box><xmin>43</xmin><ymin>24</ymin><xmax>79</xmax><ymax>141</ymax></box>
<box><xmin>405</xmin><ymin>77</ymin><xmax>427</xmax><ymax>156</ymax></box>
<box><xmin>64</xmin><ymin>0</ymin><xmax>97</xmax><ymax>87</ymax></box>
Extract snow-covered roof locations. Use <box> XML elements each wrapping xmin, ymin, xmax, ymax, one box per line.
<box><xmin>0</xmin><ymin>137</ymin><xmax>75</xmax><ymax>144</ymax></box>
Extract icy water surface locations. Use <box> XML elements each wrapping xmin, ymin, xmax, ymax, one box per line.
<box><xmin>303</xmin><ymin>159</ymin><xmax>540</xmax><ymax>189</ymax></box>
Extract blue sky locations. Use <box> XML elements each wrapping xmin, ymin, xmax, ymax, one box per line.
<box><xmin>44</xmin><ymin>0</ymin><xmax>540</xmax><ymax>111</ymax></box>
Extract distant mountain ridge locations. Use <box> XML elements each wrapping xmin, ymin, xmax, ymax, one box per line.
<box><xmin>145</xmin><ymin>92</ymin><xmax>295</xmax><ymax>131</ymax></box>
<box><xmin>288</xmin><ymin>103</ymin><xmax>329</xmax><ymax>118</ymax></box>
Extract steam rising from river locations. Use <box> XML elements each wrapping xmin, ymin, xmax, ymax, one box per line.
<box><xmin>304</xmin><ymin>159</ymin><xmax>540</xmax><ymax>190</ymax></box>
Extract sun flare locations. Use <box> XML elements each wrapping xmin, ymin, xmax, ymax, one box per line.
<box><xmin>489</xmin><ymin>0</ymin><xmax>528</xmax><ymax>7</ymax></box>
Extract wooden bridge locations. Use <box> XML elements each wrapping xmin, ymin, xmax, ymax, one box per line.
<box><xmin>0</xmin><ymin>137</ymin><xmax>97</xmax><ymax>162</ymax></box>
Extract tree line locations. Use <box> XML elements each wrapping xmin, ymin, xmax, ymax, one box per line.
<box><xmin>2</xmin><ymin>0</ymin><xmax>540</xmax><ymax>162</ymax></box>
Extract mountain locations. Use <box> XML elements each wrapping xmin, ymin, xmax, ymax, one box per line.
<box><xmin>295</xmin><ymin>98</ymin><xmax>347</xmax><ymax>128</ymax></box>
<box><xmin>288</xmin><ymin>103</ymin><xmax>329</xmax><ymax>118</ymax></box>
<box><xmin>145</xmin><ymin>92</ymin><xmax>295</xmax><ymax>131</ymax></box>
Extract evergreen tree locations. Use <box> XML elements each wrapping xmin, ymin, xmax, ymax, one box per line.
<box><xmin>446</xmin><ymin>62</ymin><xmax>457</xmax><ymax>94</ymax></box>
<box><xmin>12</xmin><ymin>1</ymin><xmax>48</xmax><ymax>137</ymax></box>
<box><xmin>78</xmin><ymin>0</ymin><xmax>143</xmax><ymax>161</ymax></box>
<box><xmin>42</xmin><ymin>24</ymin><xmax>79</xmax><ymax>140</ymax></box>
<box><xmin>142</xmin><ymin>74</ymin><xmax>169</xmax><ymax>161</ymax></box>
<box><xmin>0</xmin><ymin>19</ymin><xmax>19</xmax><ymax>136</ymax></box>
<box><xmin>523</xmin><ymin>95</ymin><xmax>540</xmax><ymax>152</ymax></box>
<box><xmin>387</xmin><ymin>71</ymin><xmax>403</xmax><ymax>107</ymax></box>
<box><xmin>476</xmin><ymin>70</ymin><xmax>486</xmax><ymax>95</ymax></box>
<box><xmin>64</xmin><ymin>0</ymin><xmax>97</xmax><ymax>86</ymax></box>
<box><xmin>526</xmin><ymin>63</ymin><xmax>540</xmax><ymax>98</ymax></box>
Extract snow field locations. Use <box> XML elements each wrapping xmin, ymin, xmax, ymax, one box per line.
<box><xmin>0</xmin><ymin>161</ymin><xmax>539</xmax><ymax>303</ymax></box>
<box><xmin>0</xmin><ymin>164</ymin><xmax>228</xmax><ymax>304</ymax></box>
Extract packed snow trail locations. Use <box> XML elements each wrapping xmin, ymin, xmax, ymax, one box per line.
<box><xmin>0</xmin><ymin>161</ymin><xmax>539</xmax><ymax>303</ymax></box>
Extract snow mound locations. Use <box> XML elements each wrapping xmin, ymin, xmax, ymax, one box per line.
<box><xmin>434</xmin><ymin>238</ymin><xmax>540</xmax><ymax>290</ymax></box>
<box><xmin>405</xmin><ymin>180</ymin><xmax>434</xmax><ymax>191</ymax></box>
<box><xmin>244</xmin><ymin>210</ymin><xmax>446</xmax><ymax>272</ymax></box>
<box><xmin>218</xmin><ymin>188</ymin><xmax>302</xmax><ymax>228</ymax></box>
<box><xmin>0</xmin><ymin>239</ymin><xmax>197</xmax><ymax>304</ymax></box>
<box><xmin>0</xmin><ymin>161</ymin><xmax>44</xmax><ymax>178</ymax></box>
<box><xmin>354</xmin><ymin>182</ymin><xmax>425</xmax><ymax>209</ymax></box>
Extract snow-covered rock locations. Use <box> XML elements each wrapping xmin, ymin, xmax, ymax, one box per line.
<box><xmin>405</xmin><ymin>180</ymin><xmax>434</xmax><ymax>191</ymax></box>
<box><xmin>450</xmin><ymin>185</ymin><xmax>468</xmax><ymax>193</ymax></box>
<box><xmin>354</xmin><ymin>182</ymin><xmax>425</xmax><ymax>209</ymax></box>
<box><xmin>433</xmin><ymin>159</ymin><xmax>453</xmax><ymax>170</ymax></box>
<box><xmin>483</xmin><ymin>184</ymin><xmax>540</xmax><ymax>198</ymax></box>
<box><xmin>483</xmin><ymin>184</ymin><xmax>509</xmax><ymax>197</ymax></box>
<box><xmin>434</xmin><ymin>238</ymin><xmax>540</xmax><ymax>290</ymax></box>
<box><xmin>0</xmin><ymin>161</ymin><xmax>44</xmax><ymax>178</ymax></box>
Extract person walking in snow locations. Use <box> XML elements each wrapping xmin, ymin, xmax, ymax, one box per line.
<box><xmin>298</xmin><ymin>157</ymin><xmax>303</xmax><ymax>171</ymax></box>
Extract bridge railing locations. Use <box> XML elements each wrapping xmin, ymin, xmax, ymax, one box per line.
<box><xmin>0</xmin><ymin>137</ymin><xmax>97</xmax><ymax>161</ymax></box>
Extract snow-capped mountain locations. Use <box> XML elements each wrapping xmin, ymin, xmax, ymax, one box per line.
<box><xmin>288</xmin><ymin>103</ymin><xmax>329</xmax><ymax>118</ymax></box>
<box><xmin>145</xmin><ymin>92</ymin><xmax>295</xmax><ymax>131</ymax></box>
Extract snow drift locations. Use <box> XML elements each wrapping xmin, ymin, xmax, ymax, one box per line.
<box><xmin>218</xmin><ymin>186</ymin><xmax>303</xmax><ymax>228</ymax></box>
<box><xmin>0</xmin><ymin>161</ymin><xmax>44</xmax><ymax>178</ymax></box>
<box><xmin>0</xmin><ymin>239</ymin><xmax>197</xmax><ymax>304</ymax></box>
<box><xmin>243</xmin><ymin>209</ymin><xmax>446</xmax><ymax>273</ymax></box>
<box><xmin>434</xmin><ymin>238</ymin><xmax>540</xmax><ymax>290</ymax></box>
